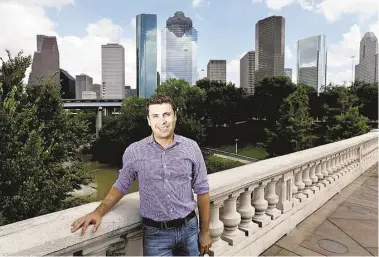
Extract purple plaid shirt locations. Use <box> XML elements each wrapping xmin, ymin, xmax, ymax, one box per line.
<box><xmin>113</xmin><ymin>134</ymin><xmax>209</xmax><ymax>221</ymax></box>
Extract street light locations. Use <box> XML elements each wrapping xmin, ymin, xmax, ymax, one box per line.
<box><xmin>235</xmin><ymin>138</ymin><xmax>239</xmax><ymax>154</ymax></box>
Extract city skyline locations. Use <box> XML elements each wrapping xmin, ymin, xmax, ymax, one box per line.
<box><xmin>1</xmin><ymin>0</ymin><xmax>378</xmax><ymax>89</ymax></box>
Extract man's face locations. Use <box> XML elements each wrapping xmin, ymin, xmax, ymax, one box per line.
<box><xmin>147</xmin><ymin>103</ymin><xmax>177</xmax><ymax>139</ymax></box>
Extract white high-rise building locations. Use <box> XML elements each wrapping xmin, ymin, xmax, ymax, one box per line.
<box><xmin>207</xmin><ymin>60</ymin><xmax>226</xmax><ymax>83</ymax></box>
<box><xmin>240</xmin><ymin>51</ymin><xmax>255</xmax><ymax>95</ymax></box>
<box><xmin>355</xmin><ymin>32</ymin><xmax>378</xmax><ymax>84</ymax></box>
<box><xmin>161</xmin><ymin>11</ymin><xmax>198</xmax><ymax>85</ymax></box>
<box><xmin>297</xmin><ymin>35</ymin><xmax>327</xmax><ymax>93</ymax></box>
<box><xmin>75</xmin><ymin>74</ymin><xmax>93</xmax><ymax>100</ymax></box>
<box><xmin>101</xmin><ymin>43</ymin><xmax>125</xmax><ymax>99</ymax></box>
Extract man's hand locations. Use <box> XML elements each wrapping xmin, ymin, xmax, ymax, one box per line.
<box><xmin>71</xmin><ymin>211</ymin><xmax>102</xmax><ymax>236</ymax></box>
<box><xmin>199</xmin><ymin>229</ymin><xmax>212</xmax><ymax>255</ymax></box>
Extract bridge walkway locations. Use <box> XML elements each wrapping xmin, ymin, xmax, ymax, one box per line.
<box><xmin>261</xmin><ymin>164</ymin><xmax>378</xmax><ymax>256</ymax></box>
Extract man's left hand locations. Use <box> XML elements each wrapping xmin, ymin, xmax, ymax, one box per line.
<box><xmin>199</xmin><ymin>229</ymin><xmax>212</xmax><ymax>255</ymax></box>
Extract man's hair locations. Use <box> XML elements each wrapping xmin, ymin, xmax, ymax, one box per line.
<box><xmin>146</xmin><ymin>94</ymin><xmax>177</xmax><ymax>116</ymax></box>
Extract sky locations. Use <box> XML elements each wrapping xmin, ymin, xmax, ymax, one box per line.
<box><xmin>0</xmin><ymin>0</ymin><xmax>378</xmax><ymax>88</ymax></box>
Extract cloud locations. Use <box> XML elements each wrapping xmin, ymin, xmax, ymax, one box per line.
<box><xmin>253</xmin><ymin>0</ymin><xmax>378</xmax><ymax>22</ymax></box>
<box><xmin>327</xmin><ymin>69</ymin><xmax>354</xmax><ymax>86</ymax></box>
<box><xmin>0</xmin><ymin>1</ymin><xmax>137</xmax><ymax>88</ymax></box>
<box><xmin>327</xmin><ymin>24</ymin><xmax>361</xmax><ymax>68</ymax></box>
<box><xmin>1</xmin><ymin>0</ymin><xmax>74</xmax><ymax>8</ymax></box>
<box><xmin>368</xmin><ymin>23</ymin><xmax>379</xmax><ymax>39</ymax></box>
<box><xmin>285</xmin><ymin>44</ymin><xmax>293</xmax><ymax>60</ymax></box>
<box><xmin>192</xmin><ymin>0</ymin><xmax>204</xmax><ymax>7</ymax></box>
<box><xmin>227</xmin><ymin>53</ymin><xmax>246</xmax><ymax>87</ymax></box>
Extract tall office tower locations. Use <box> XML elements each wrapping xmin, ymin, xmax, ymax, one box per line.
<box><xmin>28</xmin><ymin>35</ymin><xmax>60</xmax><ymax>86</ymax></box>
<box><xmin>161</xmin><ymin>11</ymin><xmax>198</xmax><ymax>85</ymax></box>
<box><xmin>207</xmin><ymin>60</ymin><xmax>227</xmax><ymax>83</ymax></box>
<box><xmin>255</xmin><ymin>16</ymin><xmax>285</xmax><ymax>84</ymax></box>
<box><xmin>75</xmin><ymin>74</ymin><xmax>93</xmax><ymax>100</ymax></box>
<box><xmin>136</xmin><ymin>14</ymin><xmax>157</xmax><ymax>98</ymax></box>
<box><xmin>101</xmin><ymin>43</ymin><xmax>125</xmax><ymax>99</ymax></box>
<box><xmin>93</xmin><ymin>84</ymin><xmax>103</xmax><ymax>99</ymax></box>
<box><xmin>297</xmin><ymin>35</ymin><xmax>327</xmax><ymax>93</ymax></box>
<box><xmin>355</xmin><ymin>32</ymin><xmax>378</xmax><ymax>83</ymax></box>
<box><xmin>60</xmin><ymin>69</ymin><xmax>75</xmax><ymax>99</ymax></box>
<box><xmin>240</xmin><ymin>51</ymin><xmax>255</xmax><ymax>95</ymax></box>
<box><xmin>284</xmin><ymin>68</ymin><xmax>292</xmax><ymax>81</ymax></box>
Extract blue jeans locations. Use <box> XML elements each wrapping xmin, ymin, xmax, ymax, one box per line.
<box><xmin>142</xmin><ymin>215</ymin><xmax>200</xmax><ymax>256</ymax></box>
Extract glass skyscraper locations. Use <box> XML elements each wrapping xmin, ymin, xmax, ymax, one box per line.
<box><xmin>161</xmin><ymin>11</ymin><xmax>198</xmax><ymax>85</ymax></box>
<box><xmin>297</xmin><ymin>35</ymin><xmax>327</xmax><ymax>93</ymax></box>
<box><xmin>136</xmin><ymin>13</ymin><xmax>157</xmax><ymax>98</ymax></box>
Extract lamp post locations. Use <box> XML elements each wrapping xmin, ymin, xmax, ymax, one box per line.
<box><xmin>235</xmin><ymin>138</ymin><xmax>239</xmax><ymax>154</ymax></box>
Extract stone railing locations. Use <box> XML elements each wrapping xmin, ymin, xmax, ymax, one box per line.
<box><xmin>0</xmin><ymin>130</ymin><xmax>378</xmax><ymax>256</ymax></box>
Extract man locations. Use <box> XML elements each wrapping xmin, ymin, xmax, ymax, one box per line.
<box><xmin>71</xmin><ymin>94</ymin><xmax>212</xmax><ymax>256</ymax></box>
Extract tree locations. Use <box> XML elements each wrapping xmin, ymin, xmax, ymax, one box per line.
<box><xmin>265</xmin><ymin>85</ymin><xmax>316</xmax><ymax>156</ymax></box>
<box><xmin>352</xmin><ymin>81</ymin><xmax>378</xmax><ymax>121</ymax></box>
<box><xmin>253</xmin><ymin>76</ymin><xmax>296</xmax><ymax>123</ymax></box>
<box><xmin>196</xmin><ymin>78</ymin><xmax>248</xmax><ymax>127</ymax></box>
<box><xmin>0</xmin><ymin>51</ymin><xmax>92</xmax><ymax>225</ymax></box>
<box><xmin>324</xmin><ymin>106</ymin><xmax>370</xmax><ymax>143</ymax></box>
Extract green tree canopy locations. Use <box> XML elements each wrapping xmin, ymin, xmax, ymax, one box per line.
<box><xmin>352</xmin><ymin>81</ymin><xmax>378</xmax><ymax>121</ymax></box>
<box><xmin>265</xmin><ymin>85</ymin><xmax>316</xmax><ymax>156</ymax></box>
<box><xmin>0</xmin><ymin>51</ymin><xmax>92</xmax><ymax>225</ymax></box>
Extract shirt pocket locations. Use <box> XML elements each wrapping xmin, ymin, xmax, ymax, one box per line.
<box><xmin>168</xmin><ymin>157</ymin><xmax>192</xmax><ymax>179</ymax></box>
<box><xmin>138</xmin><ymin>159</ymin><xmax>164</xmax><ymax>181</ymax></box>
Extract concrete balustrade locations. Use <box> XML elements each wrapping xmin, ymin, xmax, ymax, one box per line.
<box><xmin>0</xmin><ymin>130</ymin><xmax>378</xmax><ymax>256</ymax></box>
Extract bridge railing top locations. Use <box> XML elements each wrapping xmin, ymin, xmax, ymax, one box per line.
<box><xmin>0</xmin><ymin>130</ymin><xmax>378</xmax><ymax>255</ymax></box>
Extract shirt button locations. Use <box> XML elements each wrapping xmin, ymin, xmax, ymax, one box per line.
<box><xmin>164</xmin><ymin>165</ymin><xmax>166</xmax><ymax>168</ymax></box>
<box><xmin>167</xmin><ymin>195</ymin><xmax>170</xmax><ymax>198</ymax></box>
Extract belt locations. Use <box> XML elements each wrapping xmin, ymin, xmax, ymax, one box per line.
<box><xmin>142</xmin><ymin>210</ymin><xmax>196</xmax><ymax>229</ymax></box>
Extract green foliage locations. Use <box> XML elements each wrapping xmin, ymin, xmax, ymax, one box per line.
<box><xmin>324</xmin><ymin>106</ymin><xmax>370</xmax><ymax>143</ymax></box>
<box><xmin>265</xmin><ymin>85</ymin><xmax>316</xmax><ymax>156</ymax></box>
<box><xmin>196</xmin><ymin>78</ymin><xmax>248</xmax><ymax>127</ymax></box>
<box><xmin>205</xmin><ymin>155</ymin><xmax>245</xmax><ymax>174</ymax></box>
<box><xmin>253</xmin><ymin>76</ymin><xmax>296</xmax><ymax>122</ymax></box>
<box><xmin>0</xmin><ymin>50</ymin><xmax>92</xmax><ymax>225</ymax></box>
<box><xmin>352</xmin><ymin>81</ymin><xmax>378</xmax><ymax>121</ymax></box>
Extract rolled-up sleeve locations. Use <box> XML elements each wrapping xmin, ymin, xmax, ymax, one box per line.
<box><xmin>192</xmin><ymin>142</ymin><xmax>209</xmax><ymax>195</ymax></box>
<box><xmin>113</xmin><ymin>145</ymin><xmax>137</xmax><ymax>195</ymax></box>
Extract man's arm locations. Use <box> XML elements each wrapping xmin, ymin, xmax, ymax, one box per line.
<box><xmin>94</xmin><ymin>187</ymin><xmax>125</xmax><ymax>217</ymax></box>
<box><xmin>197</xmin><ymin>193</ymin><xmax>210</xmax><ymax>231</ymax></box>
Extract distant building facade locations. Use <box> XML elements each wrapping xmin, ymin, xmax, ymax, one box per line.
<box><xmin>240</xmin><ymin>51</ymin><xmax>255</xmax><ymax>95</ymax></box>
<box><xmin>284</xmin><ymin>68</ymin><xmax>292</xmax><ymax>82</ymax></box>
<box><xmin>75</xmin><ymin>74</ymin><xmax>93</xmax><ymax>100</ymax></box>
<box><xmin>207</xmin><ymin>60</ymin><xmax>227</xmax><ymax>83</ymax></box>
<box><xmin>255</xmin><ymin>16</ymin><xmax>285</xmax><ymax>84</ymax></box>
<box><xmin>102</xmin><ymin>43</ymin><xmax>125</xmax><ymax>99</ymax></box>
<box><xmin>355</xmin><ymin>32</ymin><xmax>378</xmax><ymax>84</ymax></box>
<box><xmin>93</xmin><ymin>84</ymin><xmax>103</xmax><ymax>99</ymax></box>
<box><xmin>161</xmin><ymin>11</ymin><xmax>198</xmax><ymax>85</ymax></box>
<box><xmin>125</xmin><ymin>85</ymin><xmax>137</xmax><ymax>97</ymax></box>
<box><xmin>297</xmin><ymin>35</ymin><xmax>327</xmax><ymax>93</ymax></box>
<box><xmin>136</xmin><ymin>14</ymin><xmax>157</xmax><ymax>98</ymax></box>
<box><xmin>60</xmin><ymin>69</ymin><xmax>75</xmax><ymax>99</ymax></box>
<box><xmin>28</xmin><ymin>35</ymin><xmax>60</xmax><ymax>86</ymax></box>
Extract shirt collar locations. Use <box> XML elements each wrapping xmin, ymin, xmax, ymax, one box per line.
<box><xmin>148</xmin><ymin>133</ymin><xmax>182</xmax><ymax>145</ymax></box>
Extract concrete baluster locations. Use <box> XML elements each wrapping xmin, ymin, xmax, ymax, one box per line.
<box><xmin>301</xmin><ymin>164</ymin><xmax>313</xmax><ymax>198</ymax></box>
<box><xmin>294</xmin><ymin>168</ymin><xmax>307</xmax><ymax>202</ymax></box>
<box><xmin>209</xmin><ymin>201</ymin><xmax>229</xmax><ymax>254</ymax></box>
<box><xmin>308</xmin><ymin>162</ymin><xmax>319</xmax><ymax>193</ymax></box>
<box><xmin>237</xmin><ymin>184</ymin><xmax>259</xmax><ymax>236</ymax></box>
<box><xmin>265</xmin><ymin>176</ymin><xmax>281</xmax><ymax>220</ymax></box>
<box><xmin>252</xmin><ymin>180</ymin><xmax>271</xmax><ymax>227</ymax></box>
<box><xmin>315</xmin><ymin>160</ymin><xmax>325</xmax><ymax>189</ymax></box>
<box><xmin>276</xmin><ymin>171</ymin><xmax>293</xmax><ymax>214</ymax></box>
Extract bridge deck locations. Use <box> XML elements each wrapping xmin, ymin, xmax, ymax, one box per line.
<box><xmin>262</xmin><ymin>164</ymin><xmax>378</xmax><ymax>256</ymax></box>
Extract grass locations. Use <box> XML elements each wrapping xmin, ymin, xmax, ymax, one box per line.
<box><xmin>218</xmin><ymin>144</ymin><xmax>269</xmax><ymax>159</ymax></box>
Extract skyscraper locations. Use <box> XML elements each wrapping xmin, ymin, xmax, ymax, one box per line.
<box><xmin>28</xmin><ymin>35</ymin><xmax>60</xmax><ymax>86</ymax></box>
<box><xmin>207</xmin><ymin>60</ymin><xmax>227</xmax><ymax>83</ymax></box>
<box><xmin>255</xmin><ymin>16</ymin><xmax>285</xmax><ymax>84</ymax></box>
<box><xmin>240</xmin><ymin>51</ymin><xmax>255</xmax><ymax>95</ymax></box>
<box><xmin>60</xmin><ymin>69</ymin><xmax>75</xmax><ymax>99</ymax></box>
<box><xmin>101</xmin><ymin>43</ymin><xmax>125</xmax><ymax>99</ymax></box>
<box><xmin>161</xmin><ymin>11</ymin><xmax>198</xmax><ymax>85</ymax></box>
<box><xmin>75</xmin><ymin>74</ymin><xmax>93</xmax><ymax>99</ymax></box>
<box><xmin>136</xmin><ymin>14</ymin><xmax>157</xmax><ymax>98</ymax></box>
<box><xmin>297</xmin><ymin>35</ymin><xmax>327</xmax><ymax>93</ymax></box>
<box><xmin>355</xmin><ymin>32</ymin><xmax>378</xmax><ymax>84</ymax></box>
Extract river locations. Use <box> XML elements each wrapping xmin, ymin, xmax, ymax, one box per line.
<box><xmin>81</xmin><ymin>155</ymin><xmax>139</xmax><ymax>202</ymax></box>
